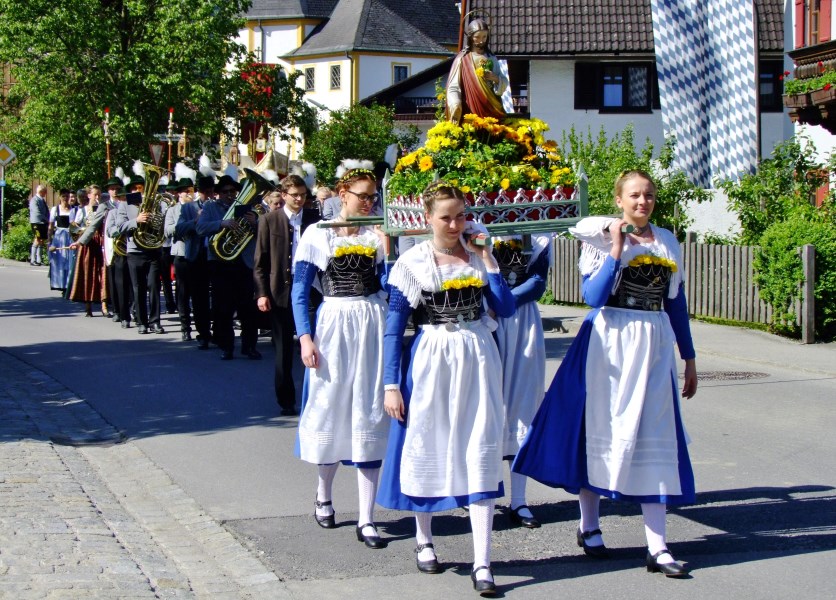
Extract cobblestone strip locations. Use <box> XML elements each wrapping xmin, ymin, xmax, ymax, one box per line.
<box><xmin>81</xmin><ymin>443</ymin><xmax>288</xmax><ymax>599</ymax></box>
<box><xmin>0</xmin><ymin>351</ymin><xmax>288</xmax><ymax>599</ymax></box>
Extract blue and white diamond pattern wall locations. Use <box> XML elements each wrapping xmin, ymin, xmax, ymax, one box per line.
<box><xmin>650</xmin><ymin>0</ymin><xmax>758</xmax><ymax>187</ymax></box>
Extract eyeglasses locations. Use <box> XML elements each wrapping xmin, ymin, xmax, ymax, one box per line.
<box><xmin>345</xmin><ymin>190</ymin><xmax>379</xmax><ymax>203</ymax></box>
<box><xmin>283</xmin><ymin>192</ymin><xmax>306</xmax><ymax>200</ymax></box>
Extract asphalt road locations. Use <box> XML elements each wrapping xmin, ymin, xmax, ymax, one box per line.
<box><xmin>1</xmin><ymin>258</ymin><xmax>835</xmax><ymax>599</ymax></box>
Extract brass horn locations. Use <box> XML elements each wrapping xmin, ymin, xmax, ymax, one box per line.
<box><xmin>210</xmin><ymin>168</ymin><xmax>275</xmax><ymax>261</ymax></box>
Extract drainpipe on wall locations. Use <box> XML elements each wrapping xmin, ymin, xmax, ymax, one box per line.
<box><xmin>257</xmin><ymin>19</ymin><xmax>265</xmax><ymax>62</ymax></box>
<box><xmin>345</xmin><ymin>51</ymin><xmax>354</xmax><ymax>103</ymax></box>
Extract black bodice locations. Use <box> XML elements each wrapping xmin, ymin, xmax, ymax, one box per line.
<box><xmin>413</xmin><ymin>285</ymin><xmax>484</xmax><ymax>326</ymax></box>
<box><xmin>320</xmin><ymin>254</ymin><xmax>381</xmax><ymax>297</ymax></box>
<box><xmin>605</xmin><ymin>263</ymin><xmax>672</xmax><ymax>311</ymax></box>
<box><xmin>494</xmin><ymin>244</ymin><xmax>529</xmax><ymax>288</ymax></box>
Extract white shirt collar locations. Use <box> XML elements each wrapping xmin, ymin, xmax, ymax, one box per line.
<box><xmin>284</xmin><ymin>206</ymin><xmax>303</xmax><ymax>223</ymax></box>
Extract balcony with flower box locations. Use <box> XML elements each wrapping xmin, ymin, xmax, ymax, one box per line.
<box><xmin>785</xmin><ymin>40</ymin><xmax>836</xmax><ymax>133</ymax></box>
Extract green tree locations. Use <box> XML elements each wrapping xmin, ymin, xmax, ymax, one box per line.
<box><xmin>0</xmin><ymin>0</ymin><xmax>252</xmax><ymax>188</ymax></box>
<box><xmin>301</xmin><ymin>104</ymin><xmax>418</xmax><ymax>186</ymax></box>
<box><xmin>560</xmin><ymin>125</ymin><xmax>709</xmax><ymax>237</ymax></box>
<box><xmin>718</xmin><ymin>136</ymin><xmax>829</xmax><ymax>245</ymax></box>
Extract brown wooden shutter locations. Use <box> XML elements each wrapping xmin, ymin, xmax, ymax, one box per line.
<box><xmin>821</xmin><ymin>0</ymin><xmax>832</xmax><ymax>42</ymax></box>
<box><xmin>796</xmin><ymin>0</ymin><xmax>806</xmax><ymax>48</ymax></box>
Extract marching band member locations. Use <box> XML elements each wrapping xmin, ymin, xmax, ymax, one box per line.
<box><xmin>115</xmin><ymin>177</ymin><xmax>165</xmax><ymax>335</ymax></box>
<box><xmin>377</xmin><ymin>181</ymin><xmax>514</xmax><ymax>595</ymax></box>
<box><xmin>104</xmin><ymin>177</ymin><xmax>132</xmax><ymax>327</ymax></box>
<box><xmin>175</xmin><ymin>175</ymin><xmax>213</xmax><ymax>349</ymax></box>
<box><xmin>196</xmin><ymin>173</ymin><xmax>261</xmax><ymax>360</ymax></box>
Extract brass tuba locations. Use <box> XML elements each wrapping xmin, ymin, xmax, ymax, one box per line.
<box><xmin>210</xmin><ymin>168</ymin><xmax>275</xmax><ymax>261</ymax></box>
<box><xmin>133</xmin><ymin>164</ymin><xmax>166</xmax><ymax>250</ymax></box>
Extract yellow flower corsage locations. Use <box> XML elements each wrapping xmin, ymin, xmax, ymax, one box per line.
<box><xmin>441</xmin><ymin>275</ymin><xmax>484</xmax><ymax>291</ymax></box>
<box><xmin>334</xmin><ymin>244</ymin><xmax>377</xmax><ymax>258</ymax></box>
<box><xmin>628</xmin><ymin>254</ymin><xmax>678</xmax><ymax>272</ymax></box>
<box><xmin>494</xmin><ymin>239</ymin><xmax>522</xmax><ymax>252</ymax></box>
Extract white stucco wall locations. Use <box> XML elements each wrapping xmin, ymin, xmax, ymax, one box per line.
<box><xmin>685</xmin><ymin>189</ymin><xmax>742</xmax><ymax>239</ymax></box>
<box><xmin>529</xmin><ymin>61</ymin><xmax>667</xmax><ymax>148</ymax></box>
<box><xmin>295</xmin><ymin>57</ymin><xmax>353</xmax><ymax>112</ymax></box>
<box><xmin>260</xmin><ymin>24</ymin><xmax>299</xmax><ymax>66</ymax></box>
<box><xmin>357</xmin><ymin>55</ymin><xmax>443</xmax><ymax>99</ymax></box>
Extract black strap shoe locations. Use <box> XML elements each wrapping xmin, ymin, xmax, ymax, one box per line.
<box><xmin>220</xmin><ymin>349</ymin><xmax>233</xmax><ymax>360</ymax></box>
<box><xmin>577</xmin><ymin>528</ymin><xmax>610</xmax><ymax>559</ymax></box>
<box><xmin>470</xmin><ymin>565</ymin><xmax>497</xmax><ymax>596</ymax></box>
<box><xmin>415</xmin><ymin>543</ymin><xmax>442</xmax><ymax>573</ymax></box>
<box><xmin>356</xmin><ymin>523</ymin><xmax>387</xmax><ymax>549</ymax></box>
<box><xmin>509</xmin><ymin>505</ymin><xmax>541</xmax><ymax>528</ymax></box>
<box><xmin>646</xmin><ymin>549</ymin><xmax>688</xmax><ymax>577</ymax></box>
<box><xmin>314</xmin><ymin>498</ymin><xmax>335</xmax><ymax>529</ymax></box>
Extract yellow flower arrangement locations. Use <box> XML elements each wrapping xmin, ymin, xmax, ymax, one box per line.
<box><xmin>627</xmin><ymin>254</ymin><xmax>678</xmax><ymax>272</ymax></box>
<box><xmin>334</xmin><ymin>244</ymin><xmax>377</xmax><ymax>259</ymax></box>
<box><xmin>388</xmin><ymin>112</ymin><xmax>574</xmax><ymax>197</ymax></box>
<box><xmin>441</xmin><ymin>275</ymin><xmax>485</xmax><ymax>290</ymax></box>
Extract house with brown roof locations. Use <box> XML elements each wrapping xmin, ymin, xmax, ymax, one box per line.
<box><xmin>240</xmin><ymin>0</ymin><xmax>459</xmax><ymax>111</ymax></box>
<box><xmin>364</xmin><ymin>0</ymin><xmax>790</xmax><ymax>165</ymax></box>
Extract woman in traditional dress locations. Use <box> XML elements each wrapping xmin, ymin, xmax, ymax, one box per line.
<box><xmin>68</xmin><ymin>185</ymin><xmax>110</xmax><ymax>317</ymax></box>
<box><xmin>291</xmin><ymin>168</ymin><xmax>390</xmax><ymax>549</ymax></box>
<box><xmin>47</xmin><ymin>190</ymin><xmax>74</xmax><ymax>292</ymax></box>
<box><xmin>492</xmin><ymin>233</ymin><xmax>551</xmax><ymax>528</ymax></box>
<box><xmin>513</xmin><ymin>170</ymin><xmax>698</xmax><ymax>577</ymax></box>
<box><xmin>378</xmin><ymin>182</ymin><xmax>515</xmax><ymax>596</ymax></box>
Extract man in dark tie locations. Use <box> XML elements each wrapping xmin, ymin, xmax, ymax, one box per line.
<box><xmin>253</xmin><ymin>174</ymin><xmax>319</xmax><ymax>416</ymax></box>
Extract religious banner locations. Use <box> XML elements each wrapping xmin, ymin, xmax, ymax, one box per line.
<box><xmin>650</xmin><ymin>0</ymin><xmax>758</xmax><ymax>187</ymax></box>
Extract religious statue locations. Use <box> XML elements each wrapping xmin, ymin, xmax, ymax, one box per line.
<box><xmin>446</xmin><ymin>17</ymin><xmax>509</xmax><ymax>124</ymax></box>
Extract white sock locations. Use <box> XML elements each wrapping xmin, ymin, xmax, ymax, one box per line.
<box><xmin>316</xmin><ymin>463</ymin><xmax>338</xmax><ymax>517</ymax></box>
<box><xmin>578</xmin><ymin>488</ymin><xmax>604</xmax><ymax>547</ymax></box>
<box><xmin>509</xmin><ymin>468</ymin><xmax>533</xmax><ymax>518</ymax></box>
<box><xmin>469</xmin><ymin>499</ymin><xmax>494</xmax><ymax>581</ymax></box>
<box><xmin>357</xmin><ymin>467</ymin><xmax>379</xmax><ymax>534</ymax></box>
<box><xmin>30</xmin><ymin>244</ymin><xmax>36</xmax><ymax>263</ymax></box>
<box><xmin>642</xmin><ymin>503</ymin><xmax>673</xmax><ymax>563</ymax></box>
<box><xmin>415</xmin><ymin>512</ymin><xmax>435</xmax><ymax>561</ymax></box>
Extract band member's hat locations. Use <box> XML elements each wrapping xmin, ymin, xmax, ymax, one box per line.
<box><xmin>216</xmin><ymin>174</ymin><xmax>241</xmax><ymax>192</ymax></box>
<box><xmin>197</xmin><ymin>175</ymin><xmax>216</xmax><ymax>191</ymax></box>
<box><xmin>173</xmin><ymin>178</ymin><xmax>195</xmax><ymax>191</ymax></box>
<box><xmin>103</xmin><ymin>177</ymin><xmax>123</xmax><ymax>189</ymax></box>
<box><xmin>128</xmin><ymin>175</ymin><xmax>145</xmax><ymax>188</ymax></box>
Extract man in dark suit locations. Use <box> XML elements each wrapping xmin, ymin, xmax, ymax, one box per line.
<box><xmin>253</xmin><ymin>174</ymin><xmax>320</xmax><ymax>416</ymax></box>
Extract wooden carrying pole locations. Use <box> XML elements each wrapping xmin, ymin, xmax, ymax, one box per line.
<box><xmin>103</xmin><ymin>108</ymin><xmax>111</xmax><ymax>178</ymax></box>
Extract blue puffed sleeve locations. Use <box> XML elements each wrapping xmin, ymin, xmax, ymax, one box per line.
<box><xmin>383</xmin><ymin>287</ymin><xmax>412</xmax><ymax>385</ymax></box>
<box><xmin>582</xmin><ymin>255</ymin><xmax>620</xmax><ymax>308</ymax></box>
<box><xmin>664</xmin><ymin>282</ymin><xmax>696</xmax><ymax>360</ymax></box>
<box><xmin>484</xmin><ymin>272</ymin><xmax>515</xmax><ymax>318</ymax></box>
<box><xmin>291</xmin><ymin>260</ymin><xmax>318</xmax><ymax>337</ymax></box>
<box><xmin>511</xmin><ymin>250</ymin><xmax>549</xmax><ymax>307</ymax></box>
